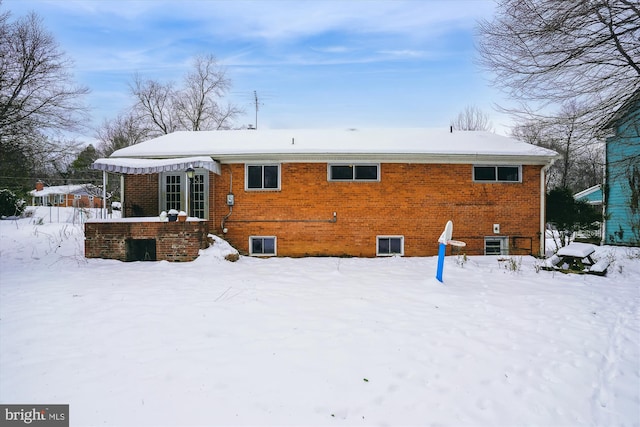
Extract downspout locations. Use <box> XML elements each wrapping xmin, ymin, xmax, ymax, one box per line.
<box><xmin>540</xmin><ymin>160</ymin><xmax>556</xmax><ymax>257</ymax></box>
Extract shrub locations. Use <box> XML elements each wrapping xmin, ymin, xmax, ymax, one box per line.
<box><xmin>501</xmin><ymin>256</ymin><xmax>522</xmax><ymax>272</ymax></box>
<box><xmin>0</xmin><ymin>189</ymin><xmax>26</xmax><ymax>218</ymax></box>
<box><xmin>455</xmin><ymin>253</ymin><xmax>468</xmax><ymax>268</ymax></box>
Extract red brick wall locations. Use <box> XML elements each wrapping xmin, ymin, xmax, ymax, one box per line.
<box><xmin>63</xmin><ymin>195</ymin><xmax>103</xmax><ymax>208</ymax></box>
<box><xmin>85</xmin><ymin>220</ymin><xmax>209</xmax><ymax>262</ymax></box>
<box><xmin>210</xmin><ymin>163</ymin><xmax>544</xmax><ymax>257</ymax></box>
<box><xmin>124</xmin><ymin>174</ymin><xmax>159</xmax><ymax>217</ymax></box>
<box><xmin>115</xmin><ymin>163</ymin><xmax>544</xmax><ymax>257</ymax></box>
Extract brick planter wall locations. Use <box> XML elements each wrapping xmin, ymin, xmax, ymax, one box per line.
<box><xmin>85</xmin><ymin>219</ymin><xmax>209</xmax><ymax>262</ymax></box>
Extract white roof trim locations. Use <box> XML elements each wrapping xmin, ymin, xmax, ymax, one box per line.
<box><xmin>91</xmin><ymin>156</ymin><xmax>221</xmax><ymax>175</ymax></box>
<box><xmin>108</xmin><ymin>129</ymin><xmax>560</xmax><ymax>165</ymax></box>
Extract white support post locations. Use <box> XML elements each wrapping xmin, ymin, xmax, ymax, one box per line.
<box><xmin>102</xmin><ymin>170</ymin><xmax>107</xmax><ymax>219</ymax></box>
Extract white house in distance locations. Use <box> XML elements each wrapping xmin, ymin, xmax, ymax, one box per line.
<box><xmin>30</xmin><ymin>181</ymin><xmax>104</xmax><ymax>208</ymax></box>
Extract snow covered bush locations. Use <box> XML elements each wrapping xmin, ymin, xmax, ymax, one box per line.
<box><xmin>0</xmin><ymin>189</ymin><xmax>26</xmax><ymax>218</ymax></box>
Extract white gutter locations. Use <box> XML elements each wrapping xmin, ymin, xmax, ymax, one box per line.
<box><xmin>540</xmin><ymin>163</ymin><xmax>550</xmax><ymax>257</ymax></box>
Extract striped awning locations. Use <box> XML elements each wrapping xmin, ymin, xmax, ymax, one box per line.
<box><xmin>91</xmin><ymin>156</ymin><xmax>221</xmax><ymax>175</ymax></box>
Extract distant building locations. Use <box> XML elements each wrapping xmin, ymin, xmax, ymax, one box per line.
<box><xmin>30</xmin><ymin>181</ymin><xmax>103</xmax><ymax>208</ymax></box>
<box><xmin>603</xmin><ymin>90</ymin><xmax>640</xmax><ymax>246</ymax></box>
<box><xmin>574</xmin><ymin>184</ymin><xmax>603</xmax><ymax>208</ymax></box>
<box><xmin>574</xmin><ymin>184</ymin><xmax>604</xmax><ymax>242</ymax></box>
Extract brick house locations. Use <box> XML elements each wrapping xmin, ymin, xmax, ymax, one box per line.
<box><xmin>90</xmin><ymin>128</ymin><xmax>558</xmax><ymax>258</ymax></box>
<box><xmin>30</xmin><ymin>181</ymin><xmax>103</xmax><ymax>208</ymax></box>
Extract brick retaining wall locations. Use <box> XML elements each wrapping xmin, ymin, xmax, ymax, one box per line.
<box><xmin>85</xmin><ymin>219</ymin><xmax>209</xmax><ymax>262</ymax></box>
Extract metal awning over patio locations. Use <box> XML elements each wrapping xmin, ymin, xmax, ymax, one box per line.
<box><xmin>91</xmin><ymin>156</ymin><xmax>221</xmax><ymax>175</ymax></box>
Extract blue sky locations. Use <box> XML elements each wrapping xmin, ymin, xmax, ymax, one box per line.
<box><xmin>3</xmin><ymin>0</ymin><xmax>511</xmax><ymax>139</ymax></box>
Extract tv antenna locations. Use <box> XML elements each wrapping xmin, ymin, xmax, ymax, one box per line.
<box><xmin>253</xmin><ymin>90</ymin><xmax>260</xmax><ymax>130</ymax></box>
<box><xmin>234</xmin><ymin>90</ymin><xmax>274</xmax><ymax>130</ymax></box>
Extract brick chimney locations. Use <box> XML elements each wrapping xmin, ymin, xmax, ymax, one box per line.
<box><xmin>35</xmin><ymin>180</ymin><xmax>44</xmax><ymax>191</ymax></box>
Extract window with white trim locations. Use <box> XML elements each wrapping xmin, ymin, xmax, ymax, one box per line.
<box><xmin>484</xmin><ymin>236</ymin><xmax>509</xmax><ymax>255</ymax></box>
<box><xmin>250</xmin><ymin>236</ymin><xmax>277</xmax><ymax>256</ymax></box>
<box><xmin>377</xmin><ymin>236</ymin><xmax>404</xmax><ymax>256</ymax></box>
<box><xmin>246</xmin><ymin>164</ymin><xmax>280</xmax><ymax>190</ymax></box>
<box><xmin>328</xmin><ymin>164</ymin><xmax>379</xmax><ymax>181</ymax></box>
<box><xmin>473</xmin><ymin>165</ymin><xmax>521</xmax><ymax>182</ymax></box>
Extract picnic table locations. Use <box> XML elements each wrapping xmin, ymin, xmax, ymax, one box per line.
<box><xmin>543</xmin><ymin>242</ymin><xmax>609</xmax><ymax>275</ymax></box>
<box><xmin>556</xmin><ymin>242</ymin><xmax>597</xmax><ymax>270</ymax></box>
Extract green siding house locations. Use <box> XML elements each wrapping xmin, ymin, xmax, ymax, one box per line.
<box><xmin>603</xmin><ymin>91</ymin><xmax>640</xmax><ymax>246</ymax></box>
<box><xmin>574</xmin><ymin>184</ymin><xmax>603</xmax><ymax>207</ymax></box>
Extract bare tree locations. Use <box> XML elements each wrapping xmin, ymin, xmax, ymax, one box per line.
<box><xmin>0</xmin><ymin>5</ymin><xmax>88</xmax><ymax>191</ymax></box>
<box><xmin>130</xmin><ymin>54</ymin><xmax>241</xmax><ymax>135</ymax></box>
<box><xmin>130</xmin><ymin>75</ymin><xmax>179</xmax><ymax>137</ymax></box>
<box><xmin>477</xmin><ymin>0</ymin><xmax>640</xmax><ymax>130</ymax></box>
<box><xmin>0</xmin><ymin>9</ymin><xmax>89</xmax><ymax>140</ymax></box>
<box><xmin>511</xmin><ymin>101</ymin><xmax>604</xmax><ymax>192</ymax></box>
<box><xmin>96</xmin><ymin>112</ymin><xmax>151</xmax><ymax>157</ymax></box>
<box><xmin>175</xmin><ymin>54</ymin><xmax>241</xmax><ymax>131</ymax></box>
<box><xmin>450</xmin><ymin>105</ymin><xmax>493</xmax><ymax>131</ymax></box>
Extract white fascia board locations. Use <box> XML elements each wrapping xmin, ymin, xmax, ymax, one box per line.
<box><xmin>213</xmin><ymin>153</ymin><xmax>559</xmax><ymax>165</ymax></box>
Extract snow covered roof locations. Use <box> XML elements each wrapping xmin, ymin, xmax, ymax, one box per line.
<box><xmin>30</xmin><ymin>184</ymin><xmax>100</xmax><ymax>197</ymax></box>
<box><xmin>91</xmin><ymin>156</ymin><xmax>221</xmax><ymax>175</ymax></box>
<box><xmin>105</xmin><ymin>128</ymin><xmax>559</xmax><ymax>165</ymax></box>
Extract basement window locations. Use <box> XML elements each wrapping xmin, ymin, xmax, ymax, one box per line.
<box><xmin>484</xmin><ymin>236</ymin><xmax>509</xmax><ymax>255</ymax></box>
<box><xmin>329</xmin><ymin>164</ymin><xmax>379</xmax><ymax>181</ymax></box>
<box><xmin>250</xmin><ymin>236</ymin><xmax>277</xmax><ymax>256</ymax></box>
<box><xmin>473</xmin><ymin>166</ymin><xmax>521</xmax><ymax>182</ymax></box>
<box><xmin>377</xmin><ymin>236</ymin><xmax>404</xmax><ymax>256</ymax></box>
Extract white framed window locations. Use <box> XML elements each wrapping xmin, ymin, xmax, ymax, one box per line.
<box><xmin>187</xmin><ymin>171</ymin><xmax>209</xmax><ymax>219</ymax></box>
<box><xmin>328</xmin><ymin>164</ymin><xmax>380</xmax><ymax>181</ymax></box>
<box><xmin>160</xmin><ymin>173</ymin><xmax>183</xmax><ymax>212</ymax></box>
<box><xmin>484</xmin><ymin>236</ymin><xmax>509</xmax><ymax>255</ymax></box>
<box><xmin>377</xmin><ymin>236</ymin><xmax>404</xmax><ymax>256</ymax></box>
<box><xmin>250</xmin><ymin>236</ymin><xmax>277</xmax><ymax>256</ymax></box>
<box><xmin>473</xmin><ymin>165</ymin><xmax>521</xmax><ymax>182</ymax></box>
<box><xmin>246</xmin><ymin>164</ymin><xmax>280</xmax><ymax>190</ymax></box>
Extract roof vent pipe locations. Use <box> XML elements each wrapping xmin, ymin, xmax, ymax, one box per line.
<box><xmin>450</xmin><ymin>125</ymin><xmax>453</xmax><ymax>133</ymax></box>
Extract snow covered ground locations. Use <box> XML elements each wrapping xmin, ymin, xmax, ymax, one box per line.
<box><xmin>1</xmin><ymin>207</ymin><xmax>639</xmax><ymax>427</ymax></box>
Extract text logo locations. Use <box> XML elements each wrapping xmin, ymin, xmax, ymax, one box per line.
<box><xmin>0</xmin><ymin>405</ymin><xmax>68</xmax><ymax>427</ymax></box>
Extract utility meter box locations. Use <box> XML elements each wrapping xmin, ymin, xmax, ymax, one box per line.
<box><xmin>226</xmin><ymin>194</ymin><xmax>235</xmax><ymax>206</ymax></box>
